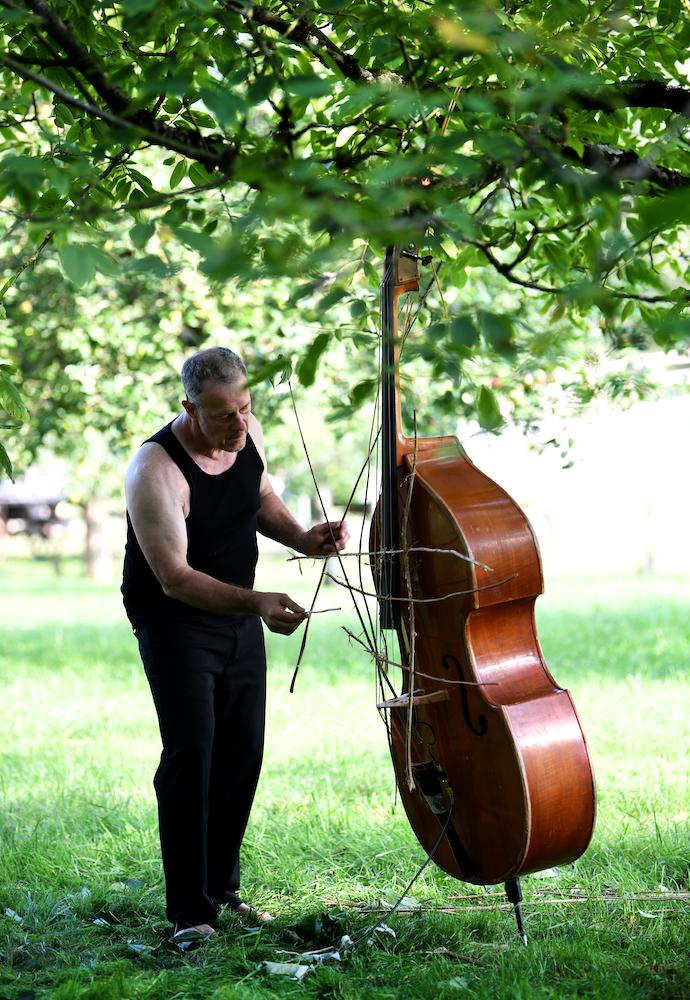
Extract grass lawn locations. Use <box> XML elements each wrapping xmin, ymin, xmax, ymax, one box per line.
<box><xmin>0</xmin><ymin>557</ymin><xmax>688</xmax><ymax>999</ymax></box>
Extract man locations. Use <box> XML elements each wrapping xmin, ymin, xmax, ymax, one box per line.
<box><xmin>122</xmin><ymin>346</ymin><xmax>347</xmax><ymax>943</ymax></box>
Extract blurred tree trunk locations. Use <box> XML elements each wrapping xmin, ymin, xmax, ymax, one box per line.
<box><xmin>83</xmin><ymin>497</ymin><xmax>113</xmax><ymax>583</ymax></box>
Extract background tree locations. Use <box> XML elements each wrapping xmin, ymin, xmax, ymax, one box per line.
<box><xmin>1</xmin><ymin>0</ymin><xmax>689</xmax><ymax>482</ymax></box>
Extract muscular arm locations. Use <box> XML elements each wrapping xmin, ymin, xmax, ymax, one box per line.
<box><xmin>249</xmin><ymin>416</ymin><xmax>348</xmax><ymax>556</ymax></box>
<box><xmin>124</xmin><ymin>443</ymin><xmax>305</xmax><ymax>634</ymax></box>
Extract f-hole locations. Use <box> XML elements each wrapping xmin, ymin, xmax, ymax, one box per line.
<box><xmin>442</xmin><ymin>653</ymin><xmax>488</xmax><ymax>737</ymax></box>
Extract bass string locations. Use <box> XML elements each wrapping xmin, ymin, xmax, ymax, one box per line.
<box><xmin>373</xmin><ymin>285</ymin><xmax>392</xmax><ymax>711</ymax></box>
<box><xmin>401</xmin><ymin>414</ymin><xmax>420</xmax><ymax>792</ymax></box>
<box><xmin>289</xmin><ymin>250</ymin><xmax>449</xmax><ymax>751</ymax></box>
<box><xmin>375</xmin><ymin>252</ymin><xmax>427</xmax><ymax>757</ymax></box>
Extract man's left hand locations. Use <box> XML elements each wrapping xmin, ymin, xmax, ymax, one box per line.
<box><xmin>299</xmin><ymin>520</ymin><xmax>349</xmax><ymax>557</ymax></box>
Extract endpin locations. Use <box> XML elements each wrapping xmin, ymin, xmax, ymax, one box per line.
<box><xmin>504</xmin><ymin>877</ymin><xmax>528</xmax><ymax>946</ymax></box>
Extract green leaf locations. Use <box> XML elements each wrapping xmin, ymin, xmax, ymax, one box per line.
<box><xmin>54</xmin><ymin>101</ymin><xmax>74</xmax><ymax>125</ymax></box>
<box><xmin>288</xmin><ymin>278</ymin><xmax>321</xmax><ymax>306</ymax></box>
<box><xmin>320</xmin><ymin>285</ymin><xmax>347</xmax><ymax>311</ymax></box>
<box><xmin>350</xmin><ymin>379</ymin><xmax>376</xmax><ymax>407</ymax></box>
<box><xmin>0</xmin><ymin>441</ymin><xmax>14</xmax><ymax>482</ymax></box>
<box><xmin>122</xmin><ymin>0</ymin><xmax>159</xmax><ymax>14</ymax></box>
<box><xmin>59</xmin><ymin>245</ymin><xmax>95</xmax><ymax>288</ymax></box>
<box><xmin>335</xmin><ymin>125</ymin><xmax>357</xmax><ymax>148</ymax></box>
<box><xmin>171</xmin><ymin>226</ymin><xmax>216</xmax><ymax>256</ymax></box>
<box><xmin>474</xmin><ymin>129</ymin><xmax>522</xmax><ymax>164</ymax></box>
<box><xmin>0</xmin><ymin>4</ymin><xmax>35</xmax><ymax>20</ymax></box>
<box><xmin>657</xmin><ymin>0</ymin><xmax>681</xmax><ymax>26</ymax></box>
<box><xmin>647</xmin><ymin>311</ymin><xmax>690</xmax><ymax>348</ymax></box>
<box><xmin>349</xmin><ymin>298</ymin><xmax>368</xmax><ymax>319</ymax></box>
<box><xmin>477</xmin><ymin>385</ymin><xmax>503</xmax><ymax>431</ymax></box>
<box><xmin>638</xmin><ymin>189</ymin><xmax>690</xmax><ymax>235</ymax></box>
<box><xmin>128</xmin><ymin>255</ymin><xmax>172</xmax><ymax>279</ymax></box>
<box><xmin>169</xmin><ymin>159</ymin><xmax>188</xmax><ymax>188</ymax></box>
<box><xmin>0</xmin><ymin>369</ymin><xmax>28</xmax><ymax>422</ymax></box>
<box><xmin>449</xmin><ymin>316</ymin><xmax>479</xmax><ymax>349</ymax></box>
<box><xmin>543</xmin><ymin>241</ymin><xmax>570</xmax><ymax>276</ymax></box>
<box><xmin>297</xmin><ymin>332</ymin><xmax>330</xmax><ymax>387</ymax></box>
<box><xmin>285</xmin><ymin>75</ymin><xmax>332</xmax><ymax>99</ymax></box>
<box><xmin>200</xmin><ymin>87</ymin><xmax>245</xmax><ymax>128</ymax></box>
<box><xmin>247</xmin><ymin>75</ymin><xmax>274</xmax><ymax>104</ymax></box>
<box><xmin>567</xmin><ymin>136</ymin><xmax>584</xmax><ymax>158</ymax></box>
<box><xmin>362</xmin><ymin>259</ymin><xmax>380</xmax><ymax>289</ymax></box>
<box><xmin>130</xmin><ymin>222</ymin><xmax>155</xmax><ymax>249</ymax></box>
<box><xmin>248</xmin><ymin>355</ymin><xmax>292</xmax><ymax>387</ymax></box>
<box><xmin>127</xmin><ymin>168</ymin><xmax>155</xmax><ymax>195</ymax></box>
<box><xmin>477</xmin><ymin>311</ymin><xmax>515</xmax><ymax>357</ymax></box>
<box><xmin>88</xmin><ymin>247</ymin><xmax>120</xmax><ymax>277</ymax></box>
<box><xmin>188</xmin><ymin>162</ymin><xmax>215</xmax><ymax>186</ymax></box>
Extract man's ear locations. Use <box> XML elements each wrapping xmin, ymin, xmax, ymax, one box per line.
<box><xmin>181</xmin><ymin>398</ymin><xmax>196</xmax><ymax>418</ymax></box>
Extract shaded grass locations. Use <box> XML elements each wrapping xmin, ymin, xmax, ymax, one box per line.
<box><xmin>0</xmin><ymin>560</ymin><xmax>688</xmax><ymax>998</ymax></box>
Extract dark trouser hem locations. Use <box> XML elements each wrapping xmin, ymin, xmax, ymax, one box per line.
<box><xmin>174</xmin><ymin>918</ymin><xmax>217</xmax><ymax>933</ymax></box>
<box><xmin>169</xmin><ymin>901</ymin><xmax>218</xmax><ymax>929</ymax></box>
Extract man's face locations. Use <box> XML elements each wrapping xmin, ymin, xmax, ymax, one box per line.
<box><xmin>192</xmin><ymin>380</ymin><xmax>252</xmax><ymax>452</ymax></box>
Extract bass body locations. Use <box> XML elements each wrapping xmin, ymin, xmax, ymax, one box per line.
<box><xmin>375</xmin><ymin>437</ymin><xmax>595</xmax><ymax>885</ymax></box>
<box><xmin>372</xmin><ymin>247</ymin><xmax>595</xmax><ymax>930</ymax></box>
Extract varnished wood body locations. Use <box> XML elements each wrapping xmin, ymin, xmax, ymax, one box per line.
<box><xmin>373</xmin><ymin>436</ymin><xmax>596</xmax><ymax>885</ymax></box>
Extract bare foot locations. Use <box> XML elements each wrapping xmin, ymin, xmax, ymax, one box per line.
<box><xmin>171</xmin><ymin>923</ymin><xmax>215</xmax><ymax>943</ymax></box>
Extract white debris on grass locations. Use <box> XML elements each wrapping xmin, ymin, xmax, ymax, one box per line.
<box><xmin>446</xmin><ymin>976</ymin><xmax>470</xmax><ymax>990</ymax></box>
<box><xmin>260</xmin><ymin>960</ymin><xmax>312</xmax><ymax>980</ymax></box>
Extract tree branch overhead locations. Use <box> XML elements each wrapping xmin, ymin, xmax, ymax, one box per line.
<box><xmin>0</xmin><ymin>0</ymin><xmax>688</xmax><ymax>366</ymax></box>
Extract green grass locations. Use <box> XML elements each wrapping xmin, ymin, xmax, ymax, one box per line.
<box><xmin>0</xmin><ymin>559</ymin><xmax>688</xmax><ymax>999</ymax></box>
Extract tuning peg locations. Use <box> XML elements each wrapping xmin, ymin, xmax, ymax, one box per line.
<box><xmin>400</xmin><ymin>250</ymin><xmax>433</xmax><ymax>266</ymax></box>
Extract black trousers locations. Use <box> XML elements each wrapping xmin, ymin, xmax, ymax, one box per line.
<box><xmin>136</xmin><ymin>615</ymin><xmax>266</xmax><ymax>928</ymax></box>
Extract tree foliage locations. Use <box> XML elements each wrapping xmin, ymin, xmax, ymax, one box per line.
<box><xmin>1</xmin><ymin>0</ymin><xmax>690</xmax><ymax>478</ymax></box>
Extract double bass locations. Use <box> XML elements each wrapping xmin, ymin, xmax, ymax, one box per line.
<box><xmin>371</xmin><ymin>246</ymin><xmax>596</xmax><ymax>942</ymax></box>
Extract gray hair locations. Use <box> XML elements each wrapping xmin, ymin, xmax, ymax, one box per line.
<box><xmin>181</xmin><ymin>347</ymin><xmax>247</xmax><ymax>404</ymax></box>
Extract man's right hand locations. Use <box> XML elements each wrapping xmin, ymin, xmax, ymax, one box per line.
<box><xmin>254</xmin><ymin>592</ymin><xmax>307</xmax><ymax>635</ymax></box>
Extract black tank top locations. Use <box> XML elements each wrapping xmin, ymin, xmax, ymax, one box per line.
<box><xmin>121</xmin><ymin>421</ymin><xmax>264</xmax><ymax>627</ymax></box>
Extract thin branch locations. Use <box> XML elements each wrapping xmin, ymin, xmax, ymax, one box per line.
<box><xmin>21</xmin><ymin>0</ymin><xmax>132</xmax><ymax>111</ymax></box>
<box><xmin>461</xmin><ymin>234</ymin><xmax>690</xmax><ymax>304</ymax></box>
<box><xmin>459</xmin><ymin>78</ymin><xmax>690</xmax><ymax>121</ymax></box>
<box><xmin>287</xmin><ymin>546</ymin><xmax>492</xmax><ymax>571</ymax></box>
<box><xmin>221</xmin><ymin>0</ymin><xmax>373</xmax><ymax>83</ymax></box>
<box><xmin>0</xmin><ymin>56</ymin><xmax>237</xmax><ymax>168</ymax></box>
<box><xmin>574</xmin><ymin>79</ymin><xmax>690</xmax><ymax>119</ymax></box>
<box><xmin>341</xmin><ymin>628</ymin><xmax>496</xmax><ymax>687</ymax></box>
<box><xmin>326</xmin><ymin>572</ymin><xmax>519</xmax><ymax>602</ymax></box>
<box><xmin>1</xmin><ymin>53</ymin><xmax>73</xmax><ymax>67</ymax></box>
<box><xmin>0</xmin><ymin>232</ymin><xmax>52</xmax><ymax>300</ymax></box>
<box><xmin>0</xmin><ymin>147</ymin><xmax>132</xmax><ymax>299</ymax></box>
<box><xmin>569</xmin><ymin>141</ymin><xmax>690</xmax><ymax>190</ymax></box>
<box><xmin>1</xmin><ymin>171</ymin><xmax>236</xmax><ymax>225</ymax></box>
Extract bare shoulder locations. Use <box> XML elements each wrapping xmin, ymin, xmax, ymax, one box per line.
<box><xmin>248</xmin><ymin>414</ymin><xmax>266</xmax><ymax>465</ymax></box>
<box><xmin>124</xmin><ymin>442</ymin><xmax>190</xmax><ymax>576</ymax></box>
<box><xmin>125</xmin><ymin>442</ymin><xmax>187</xmax><ymax>508</ymax></box>
<box><xmin>248</xmin><ymin>412</ymin><xmax>264</xmax><ymax>444</ymax></box>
